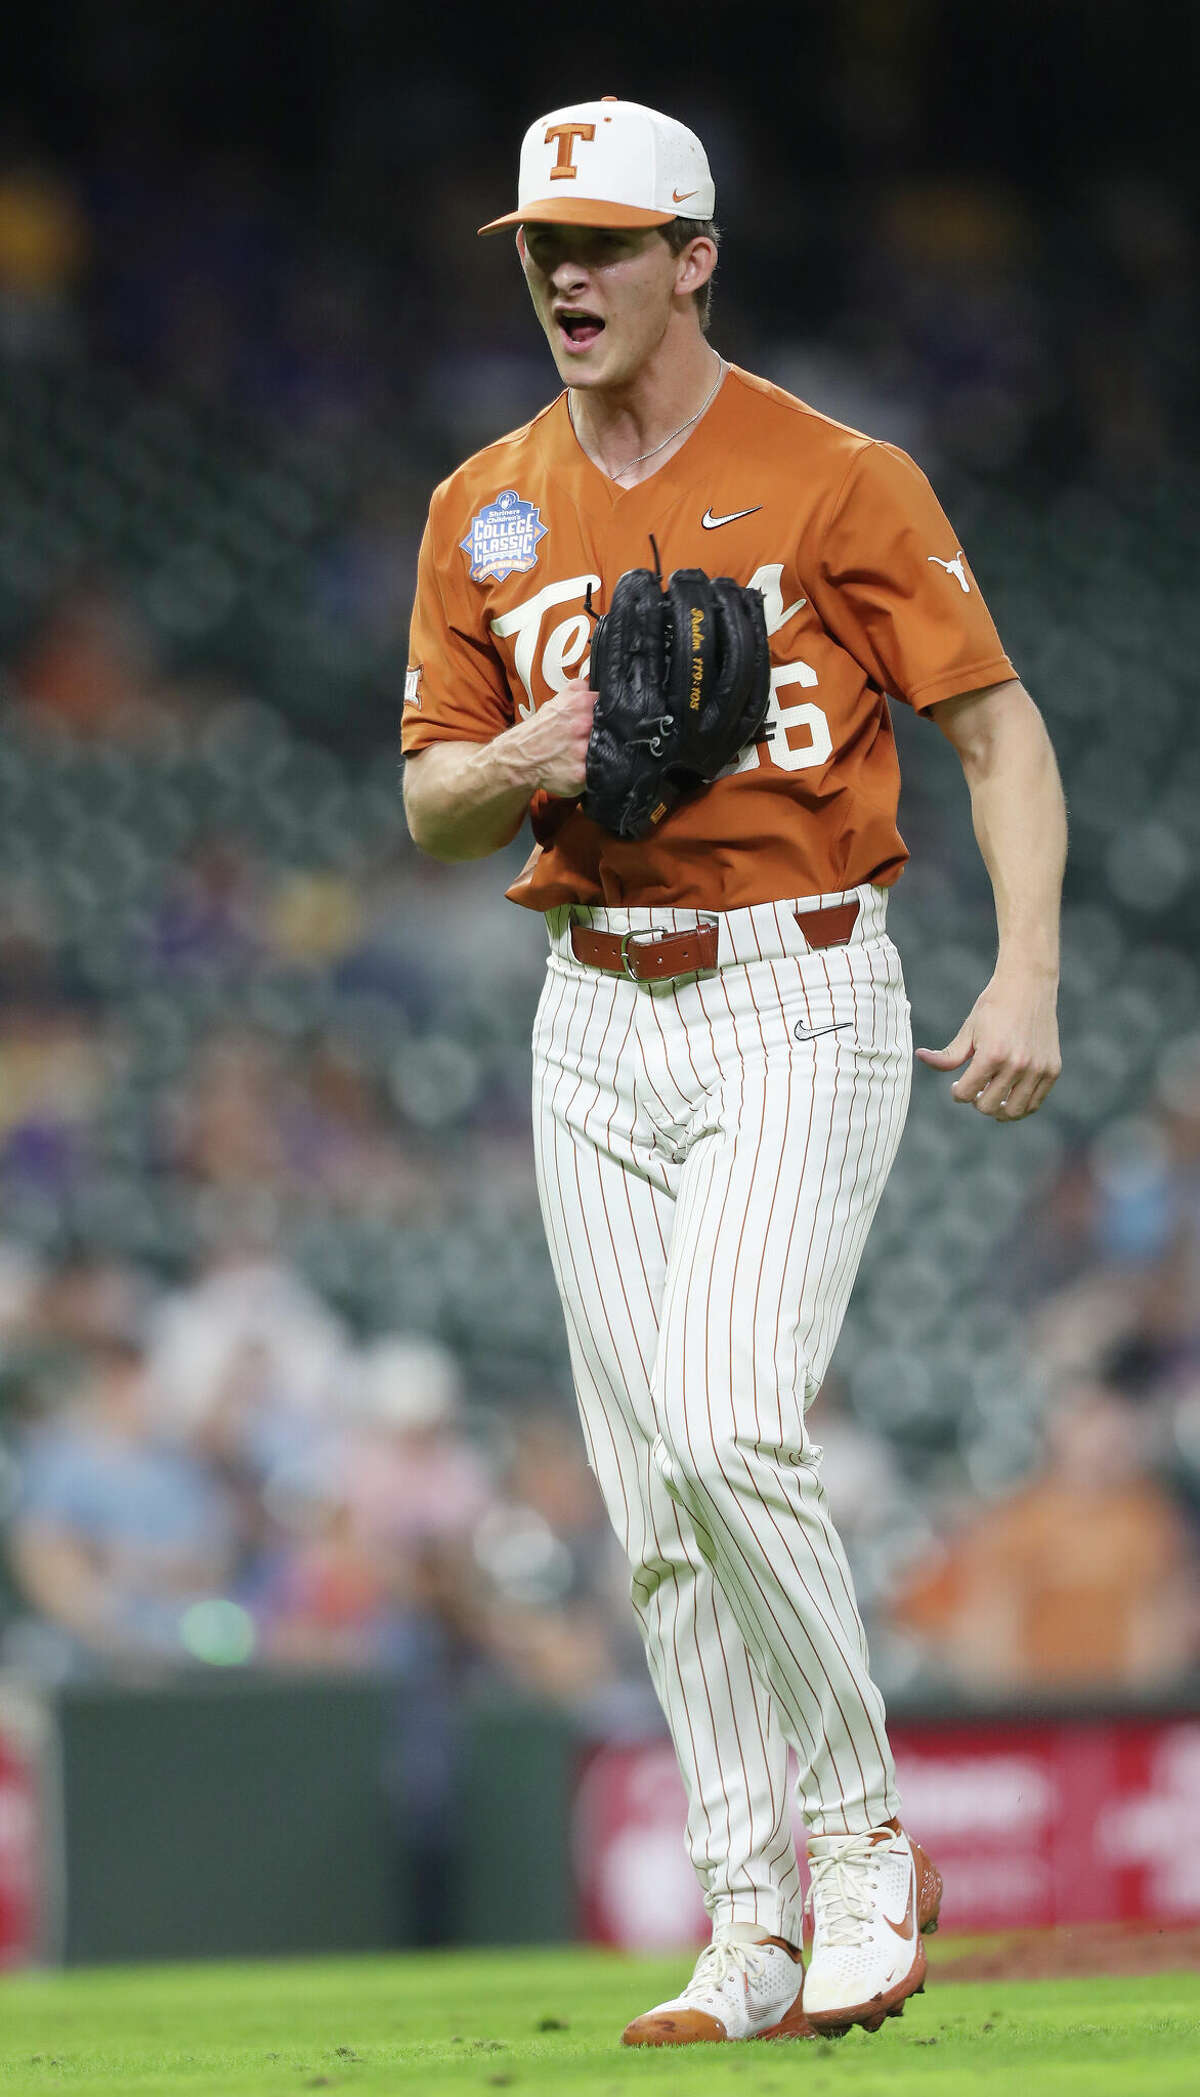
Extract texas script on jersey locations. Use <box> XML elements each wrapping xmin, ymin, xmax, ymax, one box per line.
<box><xmin>405</xmin><ymin>363</ymin><xmax>1015</xmax><ymax>911</ymax></box>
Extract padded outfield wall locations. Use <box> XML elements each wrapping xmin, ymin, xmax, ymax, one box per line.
<box><xmin>1</xmin><ymin>1678</ymin><xmax>1199</xmax><ymax>1964</ymax></box>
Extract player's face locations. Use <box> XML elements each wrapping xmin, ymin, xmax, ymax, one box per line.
<box><xmin>517</xmin><ymin>224</ymin><xmax>684</xmax><ymax>389</ymax></box>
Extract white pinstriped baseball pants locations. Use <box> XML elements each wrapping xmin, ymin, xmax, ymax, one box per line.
<box><xmin>531</xmin><ymin>884</ymin><xmax>911</xmax><ymax>1943</ymax></box>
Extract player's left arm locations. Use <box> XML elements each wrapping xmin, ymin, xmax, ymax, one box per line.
<box><xmin>917</xmin><ymin>678</ymin><xmax>1066</xmax><ymax>1122</ymax></box>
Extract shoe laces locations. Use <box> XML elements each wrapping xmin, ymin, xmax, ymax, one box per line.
<box><xmin>805</xmin><ymin>1831</ymin><xmax>885</xmax><ymax>1949</ymax></box>
<box><xmin>687</xmin><ymin>1927</ymin><xmax>776</xmax><ymax>1998</ymax></box>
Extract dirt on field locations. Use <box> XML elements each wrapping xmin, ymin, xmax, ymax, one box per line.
<box><xmin>939</xmin><ymin>1921</ymin><xmax>1200</xmax><ymax>1982</ymax></box>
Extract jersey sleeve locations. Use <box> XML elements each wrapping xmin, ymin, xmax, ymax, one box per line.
<box><xmin>402</xmin><ymin>495</ymin><xmax>514</xmax><ymax>755</ymax></box>
<box><xmin>809</xmin><ymin>440</ymin><xmax>1018</xmax><ymax>712</ymax></box>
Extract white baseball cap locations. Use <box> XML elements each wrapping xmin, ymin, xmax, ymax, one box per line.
<box><xmin>479</xmin><ymin>96</ymin><xmax>715</xmax><ymax>236</ymax></box>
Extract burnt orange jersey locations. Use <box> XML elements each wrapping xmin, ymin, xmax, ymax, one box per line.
<box><xmin>403</xmin><ymin>365</ymin><xmax>1017</xmax><ymax>911</ymax></box>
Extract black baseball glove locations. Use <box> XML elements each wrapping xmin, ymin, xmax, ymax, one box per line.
<box><xmin>581</xmin><ymin>566</ymin><xmax>771</xmax><ymax>841</ymax></box>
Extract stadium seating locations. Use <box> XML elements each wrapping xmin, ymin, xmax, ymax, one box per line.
<box><xmin>2</xmin><ymin>343</ymin><xmax>1198</xmax><ymax>1583</ymax></box>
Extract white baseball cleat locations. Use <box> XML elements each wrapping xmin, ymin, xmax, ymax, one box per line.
<box><xmin>803</xmin><ymin>1819</ymin><xmax>943</xmax><ymax>2035</ymax></box>
<box><xmin>621</xmin><ymin>1924</ymin><xmax>812</xmax><ymax>2045</ymax></box>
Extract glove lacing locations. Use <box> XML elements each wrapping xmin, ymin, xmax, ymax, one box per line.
<box><xmin>628</xmin><ymin>714</ymin><xmax>675</xmax><ymax>755</ymax></box>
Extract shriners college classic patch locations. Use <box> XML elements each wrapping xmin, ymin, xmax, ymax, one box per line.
<box><xmin>460</xmin><ymin>489</ymin><xmax>547</xmax><ymax>583</ymax></box>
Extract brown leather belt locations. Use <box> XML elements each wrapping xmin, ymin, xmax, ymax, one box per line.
<box><xmin>569</xmin><ymin>901</ymin><xmax>860</xmax><ymax>983</ymax></box>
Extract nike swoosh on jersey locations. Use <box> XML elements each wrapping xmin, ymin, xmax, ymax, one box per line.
<box><xmin>883</xmin><ymin>1879</ymin><xmax>916</xmax><ymax>1941</ymax></box>
<box><xmin>701</xmin><ymin>506</ymin><xmax>763</xmax><ymax>530</ymax></box>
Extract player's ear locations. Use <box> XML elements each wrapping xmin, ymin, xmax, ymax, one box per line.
<box><xmin>675</xmin><ymin>236</ymin><xmax>717</xmax><ymax>301</ymax></box>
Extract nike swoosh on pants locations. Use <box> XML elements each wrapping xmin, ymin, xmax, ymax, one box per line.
<box><xmin>793</xmin><ymin>1021</ymin><xmax>851</xmax><ymax>1042</ymax></box>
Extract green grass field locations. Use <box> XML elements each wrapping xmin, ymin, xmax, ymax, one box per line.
<box><xmin>1</xmin><ymin>1944</ymin><xmax>1197</xmax><ymax>2097</ymax></box>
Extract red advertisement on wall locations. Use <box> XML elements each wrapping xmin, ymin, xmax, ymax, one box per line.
<box><xmin>0</xmin><ymin>1685</ymin><xmax>55</xmax><ymax>1967</ymax></box>
<box><xmin>573</xmin><ymin>1714</ymin><xmax>1200</xmax><ymax>1948</ymax></box>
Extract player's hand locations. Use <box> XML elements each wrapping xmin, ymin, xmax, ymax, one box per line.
<box><xmin>916</xmin><ymin>967</ymin><xmax>1061</xmax><ymax>1121</ymax></box>
<box><xmin>517</xmin><ymin>678</ymin><xmax>596</xmax><ymax>798</ymax></box>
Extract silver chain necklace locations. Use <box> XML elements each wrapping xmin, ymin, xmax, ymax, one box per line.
<box><xmin>571</xmin><ymin>358</ymin><xmax>727</xmax><ymax>480</ymax></box>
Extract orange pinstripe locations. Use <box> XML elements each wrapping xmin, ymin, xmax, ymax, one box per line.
<box><xmin>532</xmin><ymin>886</ymin><xmax>911</xmax><ymax>1927</ymax></box>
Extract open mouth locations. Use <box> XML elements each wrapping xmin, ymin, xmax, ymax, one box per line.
<box><xmin>556</xmin><ymin>309</ymin><xmax>605</xmax><ymax>353</ymax></box>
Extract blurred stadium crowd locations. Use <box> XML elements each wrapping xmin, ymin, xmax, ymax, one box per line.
<box><xmin>0</xmin><ymin>78</ymin><xmax>1198</xmax><ymax>1718</ymax></box>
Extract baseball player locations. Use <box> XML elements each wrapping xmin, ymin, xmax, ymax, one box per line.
<box><xmin>402</xmin><ymin>98</ymin><xmax>1065</xmax><ymax>2045</ymax></box>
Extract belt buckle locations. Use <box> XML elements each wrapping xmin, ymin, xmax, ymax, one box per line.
<box><xmin>618</xmin><ymin>918</ymin><xmax>717</xmax><ymax>981</ymax></box>
<box><xmin>618</xmin><ymin>929</ymin><xmax>654</xmax><ymax>981</ymax></box>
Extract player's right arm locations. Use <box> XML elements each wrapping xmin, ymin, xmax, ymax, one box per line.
<box><xmin>403</xmin><ymin>678</ymin><xmax>594</xmax><ymax>862</ymax></box>
<box><xmin>402</xmin><ymin>493</ymin><xmax>594</xmax><ymax>862</ymax></box>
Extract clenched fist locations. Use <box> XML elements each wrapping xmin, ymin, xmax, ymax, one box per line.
<box><xmin>516</xmin><ymin>678</ymin><xmax>596</xmax><ymax>799</ymax></box>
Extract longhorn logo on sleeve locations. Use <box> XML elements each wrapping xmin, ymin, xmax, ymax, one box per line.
<box><xmin>928</xmin><ymin>551</ymin><xmax>970</xmax><ymax>594</ymax></box>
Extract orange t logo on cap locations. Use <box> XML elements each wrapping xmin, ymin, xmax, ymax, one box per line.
<box><xmin>545</xmin><ymin>122</ymin><xmax>596</xmax><ymax>181</ymax></box>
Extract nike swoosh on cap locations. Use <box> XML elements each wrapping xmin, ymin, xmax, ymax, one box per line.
<box><xmin>701</xmin><ymin>506</ymin><xmax>762</xmax><ymax>529</ymax></box>
<box><xmin>672</xmin><ymin>187</ymin><xmax>698</xmax><ymax>204</ymax></box>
